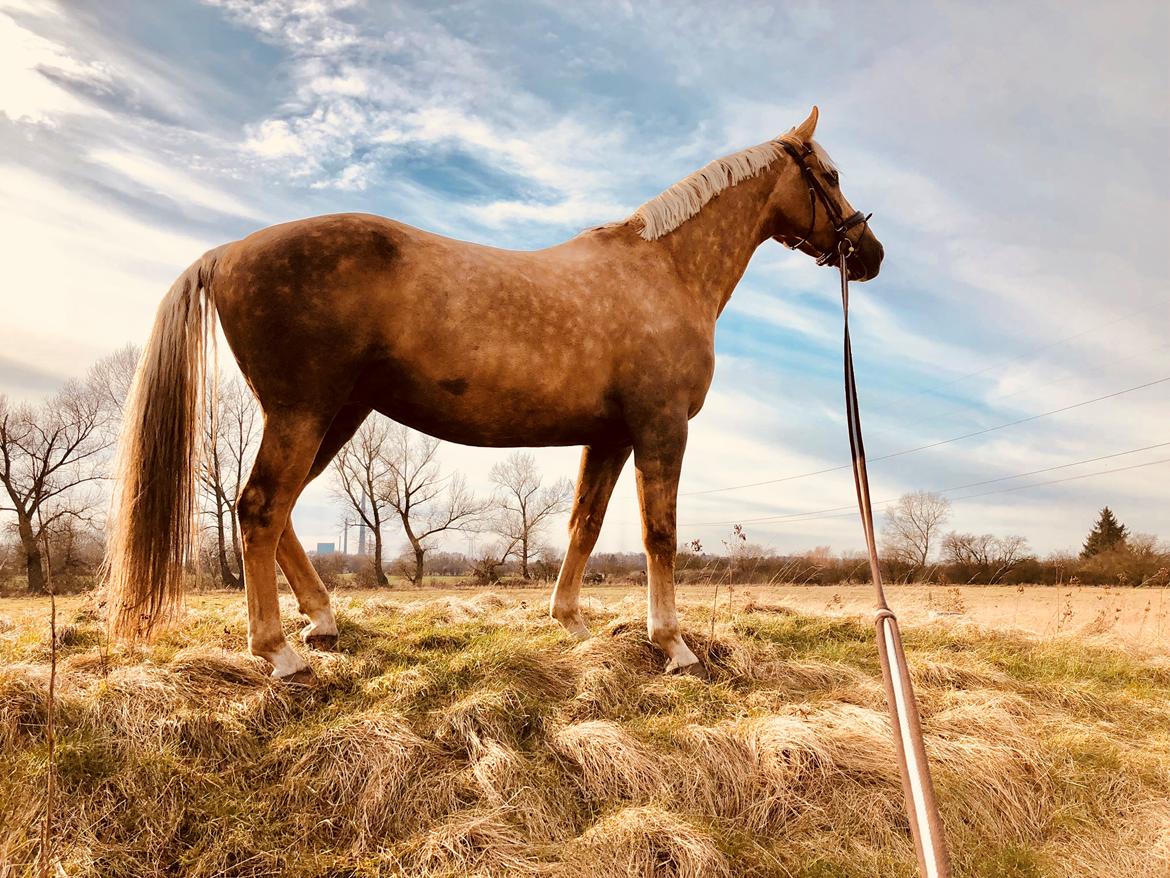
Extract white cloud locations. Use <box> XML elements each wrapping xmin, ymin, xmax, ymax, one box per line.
<box><xmin>205</xmin><ymin>0</ymin><xmax>361</xmax><ymax>49</ymax></box>
<box><xmin>0</xmin><ymin>11</ymin><xmax>112</xmax><ymax>123</ymax></box>
<box><xmin>221</xmin><ymin>4</ymin><xmax>643</xmax><ymax>211</ymax></box>
<box><xmin>308</xmin><ymin>70</ymin><xmax>370</xmax><ymax>98</ymax></box>
<box><xmin>89</xmin><ymin>147</ymin><xmax>270</xmax><ymax>221</ymax></box>
<box><xmin>244</xmin><ymin>118</ymin><xmax>307</xmax><ymax>157</ymax></box>
<box><xmin>0</xmin><ymin>163</ymin><xmax>214</xmax><ymax>376</ymax></box>
<box><xmin>725</xmin><ymin>288</ymin><xmax>836</xmax><ymax>347</ymax></box>
<box><xmin>310</xmin><ymin>161</ymin><xmax>372</xmax><ymax>191</ymax></box>
<box><xmin>466</xmin><ymin>195</ymin><xmax>630</xmax><ymax>228</ymax></box>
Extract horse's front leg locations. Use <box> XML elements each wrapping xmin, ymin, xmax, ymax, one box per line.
<box><xmin>551</xmin><ymin>442</ymin><xmax>632</xmax><ymax>637</ymax></box>
<box><xmin>632</xmin><ymin>417</ymin><xmax>703</xmax><ymax>675</ymax></box>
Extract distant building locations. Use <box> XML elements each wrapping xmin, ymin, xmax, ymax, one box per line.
<box><xmin>315</xmin><ymin>542</ymin><xmax>336</xmax><ymax>556</ymax></box>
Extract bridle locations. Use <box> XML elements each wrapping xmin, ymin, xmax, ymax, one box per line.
<box><xmin>777</xmin><ymin>139</ymin><xmax>872</xmax><ymax>267</ymax></box>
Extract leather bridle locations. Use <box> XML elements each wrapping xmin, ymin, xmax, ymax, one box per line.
<box><xmin>777</xmin><ymin>139</ymin><xmax>872</xmax><ymax>267</ymax></box>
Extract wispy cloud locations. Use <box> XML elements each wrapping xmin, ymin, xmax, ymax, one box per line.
<box><xmin>89</xmin><ymin>146</ymin><xmax>270</xmax><ymax>220</ymax></box>
<box><xmin>0</xmin><ymin>7</ymin><xmax>112</xmax><ymax>123</ymax></box>
<box><xmin>1</xmin><ymin>0</ymin><xmax>1166</xmax><ymax>553</ymax></box>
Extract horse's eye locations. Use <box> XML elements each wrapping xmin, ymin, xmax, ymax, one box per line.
<box><xmin>827</xmin><ymin>170</ymin><xmax>840</xmax><ymax>186</ymax></box>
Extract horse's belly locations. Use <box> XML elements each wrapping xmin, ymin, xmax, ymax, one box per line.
<box><xmin>355</xmin><ymin>356</ymin><xmax>627</xmax><ymax>447</ymax></box>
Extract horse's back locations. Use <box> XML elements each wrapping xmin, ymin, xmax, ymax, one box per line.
<box><xmin>210</xmin><ymin>213</ymin><xmax>663</xmax><ymax>445</ymax></box>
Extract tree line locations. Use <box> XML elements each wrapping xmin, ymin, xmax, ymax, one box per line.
<box><xmin>867</xmin><ymin>491</ymin><xmax>1167</xmax><ymax>585</ymax></box>
<box><xmin>0</xmin><ymin>349</ymin><xmax>573</xmax><ymax>592</ymax></box>
<box><xmin>1</xmin><ymin>352</ymin><xmax>1166</xmax><ymax>592</ymax></box>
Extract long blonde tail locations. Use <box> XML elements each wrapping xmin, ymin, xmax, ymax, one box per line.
<box><xmin>105</xmin><ymin>249</ymin><xmax>219</xmax><ymax>639</ymax></box>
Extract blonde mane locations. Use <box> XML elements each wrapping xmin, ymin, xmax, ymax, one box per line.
<box><xmin>629</xmin><ymin>133</ymin><xmax>836</xmax><ymax>241</ymax></box>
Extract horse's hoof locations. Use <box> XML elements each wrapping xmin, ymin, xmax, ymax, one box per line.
<box><xmin>278</xmin><ymin>666</ymin><xmax>317</xmax><ymax>686</ymax></box>
<box><xmin>553</xmin><ymin>610</ymin><xmax>590</xmax><ymax>641</ymax></box>
<box><xmin>305</xmin><ymin>633</ymin><xmax>338</xmax><ymax>651</ymax></box>
<box><xmin>666</xmin><ymin>660</ymin><xmax>710</xmax><ymax>681</ymax></box>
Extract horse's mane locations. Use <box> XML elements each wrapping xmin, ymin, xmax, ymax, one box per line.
<box><xmin>626</xmin><ymin>133</ymin><xmax>837</xmax><ymax>241</ymax></box>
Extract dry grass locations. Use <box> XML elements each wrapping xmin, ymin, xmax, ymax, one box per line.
<box><xmin>1</xmin><ymin>589</ymin><xmax>1169</xmax><ymax>877</ymax></box>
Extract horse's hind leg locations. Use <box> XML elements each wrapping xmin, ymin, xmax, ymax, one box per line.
<box><xmin>551</xmin><ymin>442</ymin><xmax>631</xmax><ymax>637</ymax></box>
<box><xmin>276</xmin><ymin>404</ymin><xmax>372</xmax><ymax>651</ymax></box>
<box><xmin>632</xmin><ymin>417</ymin><xmax>702</xmax><ymax>676</ymax></box>
<box><xmin>276</xmin><ymin>520</ymin><xmax>337</xmax><ymax>649</ymax></box>
<box><xmin>238</xmin><ymin>407</ymin><xmax>332</xmax><ymax>680</ymax></box>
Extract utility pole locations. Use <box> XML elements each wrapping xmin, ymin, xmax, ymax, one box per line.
<box><xmin>341</xmin><ymin>517</ymin><xmax>356</xmax><ymax>555</ymax></box>
<box><xmin>358</xmin><ymin>489</ymin><xmax>368</xmax><ymax>555</ymax></box>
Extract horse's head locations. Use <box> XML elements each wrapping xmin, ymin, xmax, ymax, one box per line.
<box><xmin>766</xmin><ymin>107</ymin><xmax>884</xmax><ymax>282</ymax></box>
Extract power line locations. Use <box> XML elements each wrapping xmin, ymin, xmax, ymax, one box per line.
<box><xmin>680</xmin><ymin>442</ymin><xmax>1170</xmax><ymax>529</ymax></box>
<box><xmin>858</xmin><ymin>300</ymin><xmax>1152</xmax><ymax>417</ymax></box>
<box><xmin>860</xmin><ymin>341</ymin><xmax>1170</xmax><ymax>444</ymax></box>
<box><xmin>953</xmin><ymin>456</ymin><xmax>1170</xmax><ymax>502</ymax></box>
<box><xmin>684</xmin><ymin>456</ymin><xmax>1170</xmax><ymax>530</ymax></box>
<box><xmin>686</xmin><ymin>440</ymin><xmax>1170</xmax><ymax>526</ymax></box>
<box><xmin>682</xmin><ymin>374</ymin><xmax>1170</xmax><ymax>497</ymax></box>
<box><xmin>927</xmin><ymin>441</ymin><xmax>1170</xmax><ymax>494</ymax></box>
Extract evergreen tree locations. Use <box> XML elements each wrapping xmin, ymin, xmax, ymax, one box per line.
<box><xmin>1080</xmin><ymin>506</ymin><xmax>1128</xmax><ymax>558</ymax></box>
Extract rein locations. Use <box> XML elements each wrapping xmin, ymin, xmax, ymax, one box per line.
<box><xmin>779</xmin><ymin>140</ymin><xmax>952</xmax><ymax>877</ymax></box>
<box><xmin>839</xmin><ymin>253</ymin><xmax>951</xmax><ymax>878</ymax></box>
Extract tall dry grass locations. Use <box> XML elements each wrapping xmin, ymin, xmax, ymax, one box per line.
<box><xmin>1</xmin><ymin>591</ymin><xmax>1168</xmax><ymax>877</ymax></box>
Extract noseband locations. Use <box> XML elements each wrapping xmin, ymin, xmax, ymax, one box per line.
<box><xmin>777</xmin><ymin>140</ymin><xmax>872</xmax><ymax>266</ymax></box>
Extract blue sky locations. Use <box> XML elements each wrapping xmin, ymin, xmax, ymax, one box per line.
<box><xmin>1</xmin><ymin>0</ymin><xmax>1167</xmax><ymax>558</ymax></box>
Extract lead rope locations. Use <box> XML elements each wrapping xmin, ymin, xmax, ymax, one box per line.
<box><xmin>839</xmin><ymin>253</ymin><xmax>952</xmax><ymax>878</ymax></box>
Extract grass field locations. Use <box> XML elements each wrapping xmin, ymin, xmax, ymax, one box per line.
<box><xmin>1</xmin><ymin>584</ymin><xmax>1168</xmax><ymax>877</ymax></box>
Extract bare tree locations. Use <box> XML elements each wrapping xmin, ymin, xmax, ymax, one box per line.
<box><xmin>0</xmin><ymin>367</ymin><xmax>116</xmax><ymax>593</ymax></box>
<box><xmin>40</xmin><ymin>514</ymin><xmax>104</xmax><ymax>586</ymax></box>
<box><xmin>470</xmin><ymin>539</ymin><xmax>519</xmax><ymax>584</ymax></box>
<box><xmin>880</xmin><ymin>491</ymin><xmax>951</xmax><ymax>578</ymax></box>
<box><xmin>198</xmin><ymin>376</ymin><xmax>260</xmax><ymax>587</ymax></box>
<box><xmin>942</xmin><ymin>531</ymin><xmax>1031</xmax><ymax>583</ymax></box>
<box><xmin>332</xmin><ymin>415</ymin><xmax>393</xmax><ymax>586</ymax></box>
<box><xmin>0</xmin><ymin>536</ymin><xmax>18</xmax><ymax>580</ymax></box>
<box><xmin>989</xmin><ymin>534</ymin><xmax>1030</xmax><ymax>582</ymax></box>
<box><xmin>489</xmin><ymin>451</ymin><xmax>572</xmax><ymax>579</ymax></box>
<box><xmin>382</xmin><ymin>424</ymin><xmax>488</xmax><ymax>586</ymax></box>
<box><xmin>87</xmin><ymin>343</ymin><xmax>140</xmax><ymax>417</ymax></box>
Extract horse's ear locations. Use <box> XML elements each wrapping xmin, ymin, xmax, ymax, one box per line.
<box><xmin>790</xmin><ymin>106</ymin><xmax>819</xmax><ymax>142</ymax></box>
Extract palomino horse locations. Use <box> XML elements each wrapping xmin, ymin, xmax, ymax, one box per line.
<box><xmin>106</xmin><ymin>107</ymin><xmax>882</xmax><ymax>681</ymax></box>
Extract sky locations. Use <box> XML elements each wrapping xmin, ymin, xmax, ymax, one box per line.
<box><xmin>1</xmin><ymin>0</ymin><xmax>1167</xmax><ymax>560</ymax></box>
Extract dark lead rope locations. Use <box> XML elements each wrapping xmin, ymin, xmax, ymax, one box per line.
<box><xmin>839</xmin><ymin>252</ymin><xmax>952</xmax><ymax>878</ymax></box>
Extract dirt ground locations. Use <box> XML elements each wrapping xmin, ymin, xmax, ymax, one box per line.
<box><xmin>681</xmin><ymin>583</ymin><xmax>1170</xmax><ymax>652</ymax></box>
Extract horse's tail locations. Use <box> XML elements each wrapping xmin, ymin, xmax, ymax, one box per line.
<box><xmin>105</xmin><ymin>248</ymin><xmax>221</xmax><ymax>640</ymax></box>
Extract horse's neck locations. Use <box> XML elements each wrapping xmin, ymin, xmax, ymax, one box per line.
<box><xmin>657</xmin><ymin>165</ymin><xmax>780</xmax><ymax>315</ymax></box>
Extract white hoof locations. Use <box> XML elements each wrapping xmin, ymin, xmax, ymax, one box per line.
<box><xmin>657</xmin><ymin>637</ymin><xmax>700</xmax><ymax>673</ymax></box>
<box><xmin>303</xmin><ymin>609</ymin><xmax>338</xmax><ymax>637</ymax></box>
<box><xmin>553</xmin><ymin>609</ymin><xmax>590</xmax><ymax>640</ymax></box>
<box><xmin>300</xmin><ymin>609</ymin><xmax>339</xmax><ymax>649</ymax></box>
<box><xmin>267</xmin><ymin>642</ymin><xmax>310</xmax><ymax>679</ymax></box>
<box><xmin>665</xmin><ymin>658</ymin><xmax>710</xmax><ymax>680</ymax></box>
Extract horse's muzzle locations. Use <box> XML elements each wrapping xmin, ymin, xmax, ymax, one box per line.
<box><xmin>849</xmin><ymin>237</ymin><xmax>884</xmax><ymax>282</ymax></box>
